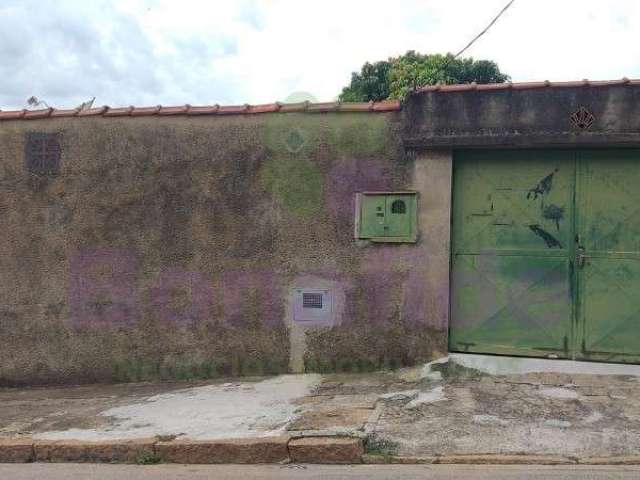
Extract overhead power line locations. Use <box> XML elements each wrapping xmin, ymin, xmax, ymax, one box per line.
<box><xmin>454</xmin><ymin>0</ymin><xmax>517</xmax><ymax>58</ymax></box>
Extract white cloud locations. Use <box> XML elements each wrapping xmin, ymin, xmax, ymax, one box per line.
<box><xmin>1</xmin><ymin>0</ymin><xmax>638</xmax><ymax>109</ymax></box>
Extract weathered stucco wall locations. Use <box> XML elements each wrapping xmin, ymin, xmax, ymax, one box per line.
<box><xmin>403</xmin><ymin>83</ymin><xmax>640</xmax><ymax>148</ymax></box>
<box><xmin>0</xmin><ymin>112</ymin><xmax>447</xmax><ymax>385</ymax></box>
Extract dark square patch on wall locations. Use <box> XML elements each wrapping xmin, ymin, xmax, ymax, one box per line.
<box><xmin>25</xmin><ymin>132</ymin><xmax>61</xmax><ymax>175</ymax></box>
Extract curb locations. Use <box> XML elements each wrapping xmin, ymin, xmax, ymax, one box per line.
<box><xmin>1</xmin><ymin>437</ymin><xmax>640</xmax><ymax>465</ymax></box>
<box><xmin>289</xmin><ymin>437</ymin><xmax>363</xmax><ymax>464</ymax></box>
<box><xmin>156</xmin><ymin>436</ymin><xmax>290</xmax><ymax>464</ymax></box>
<box><xmin>34</xmin><ymin>438</ymin><xmax>156</xmax><ymax>463</ymax></box>
<box><xmin>0</xmin><ymin>438</ymin><xmax>34</xmax><ymax>463</ymax></box>
<box><xmin>435</xmin><ymin>454</ymin><xmax>575</xmax><ymax>465</ymax></box>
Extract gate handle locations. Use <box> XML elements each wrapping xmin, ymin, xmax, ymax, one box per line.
<box><xmin>576</xmin><ymin>246</ymin><xmax>589</xmax><ymax>268</ymax></box>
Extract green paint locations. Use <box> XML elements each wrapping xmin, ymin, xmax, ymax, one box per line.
<box><xmin>575</xmin><ymin>150</ymin><xmax>640</xmax><ymax>362</ymax></box>
<box><xmin>263</xmin><ymin>113</ymin><xmax>394</xmax><ymax>159</ymax></box>
<box><xmin>327</xmin><ymin>115</ymin><xmax>392</xmax><ymax>157</ymax></box>
<box><xmin>260</xmin><ymin>155</ymin><xmax>323</xmax><ymax>218</ymax></box>
<box><xmin>451</xmin><ymin>149</ymin><xmax>640</xmax><ymax>363</ymax></box>
<box><xmin>357</xmin><ymin>192</ymin><xmax>417</xmax><ymax>242</ymax></box>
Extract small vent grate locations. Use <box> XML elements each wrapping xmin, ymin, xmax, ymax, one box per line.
<box><xmin>302</xmin><ymin>292</ymin><xmax>323</xmax><ymax>309</ymax></box>
<box><xmin>25</xmin><ymin>132</ymin><xmax>61</xmax><ymax>175</ymax></box>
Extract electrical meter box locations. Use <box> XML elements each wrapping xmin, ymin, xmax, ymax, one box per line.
<box><xmin>355</xmin><ymin>192</ymin><xmax>418</xmax><ymax>243</ymax></box>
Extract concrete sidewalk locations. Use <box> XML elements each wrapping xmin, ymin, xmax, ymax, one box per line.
<box><xmin>2</xmin><ymin>356</ymin><xmax>640</xmax><ymax>464</ymax></box>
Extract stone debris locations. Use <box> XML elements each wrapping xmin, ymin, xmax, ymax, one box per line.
<box><xmin>538</xmin><ymin>387</ymin><xmax>579</xmax><ymax>399</ymax></box>
<box><xmin>544</xmin><ymin>419</ymin><xmax>572</xmax><ymax>428</ymax></box>
<box><xmin>472</xmin><ymin>415</ymin><xmax>509</xmax><ymax>426</ymax></box>
<box><xmin>405</xmin><ymin>387</ymin><xmax>447</xmax><ymax>409</ymax></box>
<box><xmin>378</xmin><ymin>390</ymin><xmax>420</xmax><ymax>402</ymax></box>
<box><xmin>583</xmin><ymin>411</ymin><xmax>604</xmax><ymax>424</ymax></box>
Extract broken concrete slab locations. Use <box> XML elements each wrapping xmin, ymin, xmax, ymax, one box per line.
<box><xmin>538</xmin><ymin>387</ymin><xmax>579</xmax><ymax>399</ymax></box>
<box><xmin>369</xmin><ymin>366</ymin><xmax>640</xmax><ymax>459</ymax></box>
<box><xmin>405</xmin><ymin>386</ymin><xmax>447</xmax><ymax>409</ymax></box>
<box><xmin>450</xmin><ymin>353</ymin><xmax>640</xmax><ymax>377</ymax></box>
<box><xmin>287</xmin><ymin>408</ymin><xmax>372</xmax><ymax>432</ymax></box>
<box><xmin>5</xmin><ymin>365</ymin><xmax>640</xmax><ymax>465</ymax></box>
<box><xmin>35</xmin><ymin>375</ymin><xmax>321</xmax><ymax>441</ymax></box>
<box><xmin>378</xmin><ymin>390</ymin><xmax>419</xmax><ymax>402</ymax></box>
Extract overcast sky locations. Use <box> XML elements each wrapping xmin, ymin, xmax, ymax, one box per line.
<box><xmin>1</xmin><ymin>0</ymin><xmax>639</xmax><ymax>110</ymax></box>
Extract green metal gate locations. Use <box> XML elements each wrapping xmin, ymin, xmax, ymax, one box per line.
<box><xmin>450</xmin><ymin>149</ymin><xmax>640</xmax><ymax>363</ymax></box>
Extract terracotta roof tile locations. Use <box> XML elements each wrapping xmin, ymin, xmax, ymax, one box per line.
<box><xmin>339</xmin><ymin>102</ymin><xmax>374</xmax><ymax>112</ymax></box>
<box><xmin>248</xmin><ymin>103</ymin><xmax>281</xmax><ymax>114</ymax></box>
<box><xmin>103</xmin><ymin>106</ymin><xmax>133</xmax><ymax>117</ymax></box>
<box><xmin>278</xmin><ymin>101</ymin><xmax>309</xmax><ymax>113</ymax></box>
<box><xmin>23</xmin><ymin>108</ymin><xmax>53</xmax><ymax>119</ymax></box>
<box><xmin>158</xmin><ymin>105</ymin><xmax>190</xmax><ymax>115</ymax></box>
<box><xmin>416</xmin><ymin>78</ymin><xmax>640</xmax><ymax>93</ymax></box>
<box><xmin>475</xmin><ymin>82</ymin><xmax>512</xmax><ymax>91</ymax></box>
<box><xmin>187</xmin><ymin>105</ymin><xmax>219</xmax><ymax>115</ymax></box>
<box><xmin>510</xmin><ymin>81</ymin><xmax>550</xmax><ymax>90</ymax></box>
<box><xmin>372</xmin><ymin>99</ymin><xmax>402</xmax><ymax>111</ymax></box>
<box><xmin>130</xmin><ymin>105</ymin><xmax>161</xmax><ymax>116</ymax></box>
<box><xmin>0</xmin><ymin>110</ymin><xmax>26</xmax><ymax>120</ymax></box>
<box><xmin>77</xmin><ymin>106</ymin><xmax>108</xmax><ymax>117</ymax></box>
<box><xmin>2</xmin><ymin>79</ymin><xmax>636</xmax><ymax>122</ymax></box>
<box><xmin>0</xmin><ymin>100</ymin><xmax>394</xmax><ymax>121</ymax></box>
<box><xmin>50</xmin><ymin>108</ymin><xmax>80</xmax><ymax>118</ymax></box>
<box><xmin>307</xmin><ymin>102</ymin><xmax>340</xmax><ymax>112</ymax></box>
<box><xmin>217</xmin><ymin>104</ymin><xmax>249</xmax><ymax>114</ymax></box>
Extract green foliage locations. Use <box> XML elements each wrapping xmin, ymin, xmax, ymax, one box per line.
<box><xmin>339</xmin><ymin>61</ymin><xmax>392</xmax><ymax>102</ymax></box>
<box><xmin>339</xmin><ymin>51</ymin><xmax>509</xmax><ymax>101</ymax></box>
<box><xmin>365</xmin><ymin>435</ymin><xmax>399</xmax><ymax>460</ymax></box>
<box><xmin>136</xmin><ymin>451</ymin><xmax>162</xmax><ymax>465</ymax></box>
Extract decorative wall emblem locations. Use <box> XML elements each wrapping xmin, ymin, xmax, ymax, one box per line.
<box><xmin>570</xmin><ymin>107</ymin><xmax>595</xmax><ymax>130</ymax></box>
<box><xmin>284</xmin><ymin>128</ymin><xmax>306</xmax><ymax>153</ymax></box>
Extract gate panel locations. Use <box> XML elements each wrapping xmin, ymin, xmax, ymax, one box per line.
<box><xmin>576</xmin><ymin>150</ymin><xmax>640</xmax><ymax>362</ymax></box>
<box><xmin>450</xmin><ymin>150</ymin><xmax>575</xmax><ymax>357</ymax></box>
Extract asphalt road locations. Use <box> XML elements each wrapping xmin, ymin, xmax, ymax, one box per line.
<box><xmin>1</xmin><ymin>464</ymin><xmax>640</xmax><ymax>479</ymax></box>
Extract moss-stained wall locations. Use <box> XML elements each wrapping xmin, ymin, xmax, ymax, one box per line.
<box><xmin>0</xmin><ymin>112</ymin><xmax>446</xmax><ymax>386</ymax></box>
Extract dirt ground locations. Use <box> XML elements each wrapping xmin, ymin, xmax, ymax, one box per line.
<box><xmin>2</xmin><ymin>359</ymin><xmax>640</xmax><ymax>459</ymax></box>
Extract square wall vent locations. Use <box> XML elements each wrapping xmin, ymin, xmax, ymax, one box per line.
<box><xmin>25</xmin><ymin>132</ymin><xmax>61</xmax><ymax>175</ymax></box>
<box><xmin>293</xmin><ymin>288</ymin><xmax>333</xmax><ymax>325</ymax></box>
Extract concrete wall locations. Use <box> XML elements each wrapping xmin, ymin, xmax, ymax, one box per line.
<box><xmin>403</xmin><ymin>84</ymin><xmax>640</xmax><ymax>148</ymax></box>
<box><xmin>0</xmin><ymin>113</ymin><xmax>449</xmax><ymax>385</ymax></box>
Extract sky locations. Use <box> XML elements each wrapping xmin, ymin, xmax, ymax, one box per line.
<box><xmin>0</xmin><ymin>0</ymin><xmax>639</xmax><ymax>110</ymax></box>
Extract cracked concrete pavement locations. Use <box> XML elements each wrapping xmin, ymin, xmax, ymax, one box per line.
<box><xmin>3</xmin><ymin>356</ymin><xmax>640</xmax><ymax>460</ymax></box>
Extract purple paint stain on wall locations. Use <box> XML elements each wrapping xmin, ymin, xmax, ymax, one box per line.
<box><xmin>325</xmin><ymin>158</ymin><xmax>394</xmax><ymax>223</ymax></box>
<box><xmin>360</xmin><ymin>246</ymin><xmax>446</xmax><ymax>330</ymax></box>
<box><xmin>69</xmin><ymin>248</ymin><xmax>140</xmax><ymax>328</ymax></box>
<box><xmin>356</xmin><ymin>269</ymin><xmax>408</xmax><ymax>327</ymax></box>
<box><xmin>149</xmin><ymin>268</ymin><xmax>214</xmax><ymax>326</ymax></box>
<box><xmin>221</xmin><ymin>270</ymin><xmax>284</xmax><ymax>328</ymax></box>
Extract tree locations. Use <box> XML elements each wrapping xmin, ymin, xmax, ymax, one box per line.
<box><xmin>339</xmin><ymin>51</ymin><xmax>509</xmax><ymax>102</ymax></box>
<box><xmin>338</xmin><ymin>60</ymin><xmax>392</xmax><ymax>103</ymax></box>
